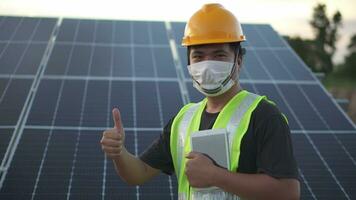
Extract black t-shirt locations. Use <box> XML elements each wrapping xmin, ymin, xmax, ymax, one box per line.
<box><xmin>139</xmin><ymin>99</ymin><xmax>299</xmax><ymax>179</ymax></box>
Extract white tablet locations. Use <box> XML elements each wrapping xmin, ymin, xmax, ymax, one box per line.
<box><xmin>190</xmin><ymin>128</ymin><xmax>230</xmax><ymax>169</ymax></box>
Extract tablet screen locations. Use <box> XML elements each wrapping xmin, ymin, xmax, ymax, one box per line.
<box><xmin>190</xmin><ymin>129</ymin><xmax>230</xmax><ymax>169</ymax></box>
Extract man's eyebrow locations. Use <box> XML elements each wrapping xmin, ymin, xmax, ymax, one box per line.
<box><xmin>190</xmin><ymin>50</ymin><xmax>204</xmax><ymax>55</ymax></box>
<box><xmin>190</xmin><ymin>49</ymin><xmax>229</xmax><ymax>54</ymax></box>
<box><xmin>212</xmin><ymin>49</ymin><xmax>229</xmax><ymax>54</ymax></box>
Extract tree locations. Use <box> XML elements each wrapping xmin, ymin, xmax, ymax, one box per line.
<box><xmin>342</xmin><ymin>34</ymin><xmax>356</xmax><ymax>77</ymax></box>
<box><xmin>347</xmin><ymin>34</ymin><xmax>356</xmax><ymax>52</ymax></box>
<box><xmin>310</xmin><ymin>4</ymin><xmax>342</xmax><ymax>73</ymax></box>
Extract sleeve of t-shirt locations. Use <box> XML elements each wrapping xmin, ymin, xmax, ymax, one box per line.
<box><xmin>139</xmin><ymin>118</ymin><xmax>175</xmax><ymax>175</ymax></box>
<box><xmin>255</xmin><ymin>107</ymin><xmax>299</xmax><ymax>179</ymax></box>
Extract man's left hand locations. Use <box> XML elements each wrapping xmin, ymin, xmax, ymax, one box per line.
<box><xmin>185</xmin><ymin>151</ymin><xmax>218</xmax><ymax>188</ymax></box>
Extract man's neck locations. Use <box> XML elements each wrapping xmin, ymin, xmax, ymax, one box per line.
<box><xmin>205</xmin><ymin>83</ymin><xmax>242</xmax><ymax>113</ymax></box>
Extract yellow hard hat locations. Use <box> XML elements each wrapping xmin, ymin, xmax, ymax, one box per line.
<box><xmin>182</xmin><ymin>3</ymin><xmax>246</xmax><ymax>46</ymax></box>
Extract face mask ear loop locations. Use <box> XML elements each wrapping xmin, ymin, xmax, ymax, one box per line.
<box><xmin>221</xmin><ymin>47</ymin><xmax>239</xmax><ymax>86</ymax></box>
<box><xmin>187</xmin><ymin>46</ymin><xmax>190</xmax><ymax>65</ymax></box>
<box><xmin>231</xmin><ymin>46</ymin><xmax>239</xmax><ymax>78</ymax></box>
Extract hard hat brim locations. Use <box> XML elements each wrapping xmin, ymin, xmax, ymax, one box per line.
<box><xmin>182</xmin><ymin>35</ymin><xmax>246</xmax><ymax>46</ymax></box>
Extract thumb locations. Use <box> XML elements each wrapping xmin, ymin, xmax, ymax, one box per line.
<box><xmin>112</xmin><ymin>108</ymin><xmax>123</xmax><ymax>131</ymax></box>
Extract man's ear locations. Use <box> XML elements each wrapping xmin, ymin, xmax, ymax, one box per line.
<box><xmin>237</xmin><ymin>56</ymin><xmax>243</xmax><ymax>67</ymax></box>
<box><xmin>236</xmin><ymin>54</ymin><xmax>243</xmax><ymax>74</ymax></box>
<box><xmin>237</xmin><ymin>47</ymin><xmax>245</xmax><ymax>67</ymax></box>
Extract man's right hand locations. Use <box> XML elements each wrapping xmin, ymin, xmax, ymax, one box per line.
<box><xmin>101</xmin><ymin>108</ymin><xmax>126</xmax><ymax>159</ymax></box>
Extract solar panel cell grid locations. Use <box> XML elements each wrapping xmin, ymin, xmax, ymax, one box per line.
<box><xmin>0</xmin><ymin>129</ymin><xmax>12</xmax><ymax>161</ymax></box>
<box><xmin>302</xmin><ymin>84</ymin><xmax>355</xmax><ymax>130</ymax></box>
<box><xmin>76</xmin><ymin>20</ymin><xmax>96</xmax><ymax>43</ymax></box>
<box><xmin>274</xmin><ymin>49</ymin><xmax>315</xmax><ymax>81</ymax></box>
<box><xmin>170</xmin><ymin>22</ymin><xmax>185</xmax><ymax>45</ymax></box>
<box><xmin>241</xmin><ymin>24</ymin><xmax>268</xmax><ymax>47</ymax></box>
<box><xmin>95</xmin><ymin>20</ymin><xmax>114</xmax><ymax>44</ymax></box>
<box><xmin>112</xmin><ymin>46</ymin><xmax>133</xmax><ymax>77</ymax></box>
<box><xmin>310</xmin><ymin>134</ymin><xmax>356</xmax><ymax>199</ymax></box>
<box><xmin>0</xmin><ymin>17</ymin><xmax>355</xmax><ymax>200</ymax></box>
<box><xmin>12</xmin><ymin>18</ymin><xmax>39</xmax><ymax>41</ymax></box>
<box><xmin>279</xmin><ymin>84</ymin><xmax>330</xmax><ymax>130</ymax></box>
<box><xmin>0</xmin><ymin>79</ymin><xmax>33</xmax><ymax>126</ymax></box>
<box><xmin>136</xmin><ymin>81</ymin><xmax>162</xmax><ymax>128</ymax></box>
<box><xmin>31</xmin><ymin>18</ymin><xmax>57</xmax><ymax>42</ymax></box>
<box><xmin>15</xmin><ymin>44</ymin><xmax>47</xmax><ymax>75</ymax></box>
<box><xmin>154</xmin><ymin>47</ymin><xmax>177</xmax><ymax>78</ymax></box>
<box><xmin>293</xmin><ymin>134</ymin><xmax>356</xmax><ymax>199</ymax></box>
<box><xmin>134</xmin><ymin>47</ymin><xmax>155</xmax><ymax>77</ymax></box>
<box><xmin>44</xmin><ymin>44</ymin><xmax>73</xmax><ymax>75</ymax></box>
<box><xmin>0</xmin><ymin>43</ymin><xmax>46</xmax><ymax>75</ymax></box>
<box><xmin>257</xmin><ymin>25</ymin><xmax>285</xmax><ymax>47</ymax></box>
<box><xmin>82</xmin><ymin>81</ymin><xmax>109</xmax><ymax>127</ymax></box>
<box><xmin>0</xmin><ymin>130</ymin><xmax>49</xmax><ymax>199</ymax></box>
<box><xmin>0</xmin><ymin>43</ymin><xmax>6</xmax><ymax>56</ymax></box>
<box><xmin>158</xmin><ymin>82</ymin><xmax>183</xmax><ymax>123</ymax></box>
<box><xmin>150</xmin><ymin>22</ymin><xmax>169</xmax><ymax>45</ymax></box>
<box><xmin>67</xmin><ymin>45</ymin><xmax>92</xmax><ymax>76</ymax></box>
<box><xmin>110</xmin><ymin>81</ymin><xmax>134</xmax><ymax>128</ymax></box>
<box><xmin>133</xmin><ymin>21</ymin><xmax>151</xmax><ymax>45</ymax></box>
<box><xmin>54</xmin><ymin>80</ymin><xmax>86</xmax><ymax>127</ymax></box>
<box><xmin>26</xmin><ymin>79</ymin><xmax>62</xmax><ymax>125</ymax></box>
<box><xmin>0</xmin><ymin>17</ymin><xmax>23</xmax><ymax>41</ymax></box>
<box><xmin>243</xmin><ymin>51</ymin><xmax>270</xmax><ymax>80</ymax></box>
<box><xmin>256</xmin><ymin>49</ymin><xmax>294</xmax><ymax>80</ymax></box>
<box><xmin>113</xmin><ymin>21</ymin><xmax>131</xmax><ymax>44</ymax></box>
<box><xmin>56</xmin><ymin>19</ymin><xmax>79</xmax><ymax>42</ymax></box>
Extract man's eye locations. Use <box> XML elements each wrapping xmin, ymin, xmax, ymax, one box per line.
<box><xmin>192</xmin><ymin>55</ymin><xmax>202</xmax><ymax>59</ymax></box>
<box><xmin>217</xmin><ymin>54</ymin><xmax>227</xmax><ymax>58</ymax></box>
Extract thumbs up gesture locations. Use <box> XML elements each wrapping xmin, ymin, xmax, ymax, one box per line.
<box><xmin>101</xmin><ymin>108</ymin><xmax>126</xmax><ymax>159</ymax></box>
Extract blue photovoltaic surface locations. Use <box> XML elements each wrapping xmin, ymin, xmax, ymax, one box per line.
<box><xmin>0</xmin><ymin>16</ymin><xmax>355</xmax><ymax>200</ymax></box>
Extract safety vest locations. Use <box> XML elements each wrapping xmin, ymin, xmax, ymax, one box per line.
<box><xmin>170</xmin><ymin>90</ymin><xmax>266</xmax><ymax>200</ymax></box>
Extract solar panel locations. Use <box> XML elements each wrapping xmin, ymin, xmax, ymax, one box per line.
<box><xmin>0</xmin><ymin>16</ymin><xmax>355</xmax><ymax>200</ymax></box>
<box><xmin>0</xmin><ymin>79</ymin><xmax>33</xmax><ymax>126</ymax></box>
<box><xmin>0</xmin><ymin>129</ymin><xmax>12</xmax><ymax>162</ymax></box>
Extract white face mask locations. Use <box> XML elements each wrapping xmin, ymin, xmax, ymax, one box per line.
<box><xmin>187</xmin><ymin>60</ymin><xmax>236</xmax><ymax>97</ymax></box>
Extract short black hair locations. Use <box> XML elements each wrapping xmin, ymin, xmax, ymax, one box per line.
<box><xmin>229</xmin><ymin>42</ymin><xmax>245</xmax><ymax>56</ymax></box>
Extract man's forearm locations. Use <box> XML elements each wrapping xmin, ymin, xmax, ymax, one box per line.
<box><xmin>211</xmin><ymin>166</ymin><xmax>300</xmax><ymax>200</ymax></box>
<box><xmin>112</xmin><ymin>148</ymin><xmax>159</xmax><ymax>185</ymax></box>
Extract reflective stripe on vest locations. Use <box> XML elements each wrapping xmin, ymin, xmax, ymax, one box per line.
<box><xmin>171</xmin><ymin>90</ymin><xmax>266</xmax><ymax>200</ymax></box>
<box><xmin>176</xmin><ymin>103</ymin><xmax>200</xmax><ymax>180</ymax></box>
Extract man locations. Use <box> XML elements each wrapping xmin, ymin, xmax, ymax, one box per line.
<box><xmin>101</xmin><ymin>3</ymin><xmax>300</xmax><ymax>200</ymax></box>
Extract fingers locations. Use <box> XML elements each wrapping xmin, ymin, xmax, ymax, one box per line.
<box><xmin>105</xmin><ymin>153</ymin><xmax>122</xmax><ymax>159</ymax></box>
<box><xmin>112</xmin><ymin>108</ymin><xmax>123</xmax><ymax>130</ymax></box>
<box><xmin>102</xmin><ymin>108</ymin><xmax>126</xmax><ymax>160</ymax></box>
<box><xmin>101</xmin><ymin>128</ymin><xmax>125</xmax><ymax>159</ymax></box>
<box><xmin>101</xmin><ymin>145</ymin><xmax>123</xmax><ymax>154</ymax></box>
<box><xmin>186</xmin><ymin>151</ymin><xmax>199</xmax><ymax>159</ymax></box>
<box><xmin>103</xmin><ymin>128</ymin><xmax>122</xmax><ymax>140</ymax></box>
<box><xmin>100</xmin><ymin>137</ymin><xmax>121</xmax><ymax>147</ymax></box>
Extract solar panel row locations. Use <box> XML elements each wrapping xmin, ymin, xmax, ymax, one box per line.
<box><xmin>0</xmin><ymin>79</ymin><xmax>346</xmax><ymax>131</ymax></box>
<box><xmin>1</xmin><ymin>129</ymin><xmax>355</xmax><ymax>199</ymax></box>
<box><xmin>0</xmin><ymin>16</ymin><xmax>355</xmax><ymax>200</ymax></box>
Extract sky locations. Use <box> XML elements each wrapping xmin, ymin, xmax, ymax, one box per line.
<box><xmin>1</xmin><ymin>0</ymin><xmax>356</xmax><ymax>64</ymax></box>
